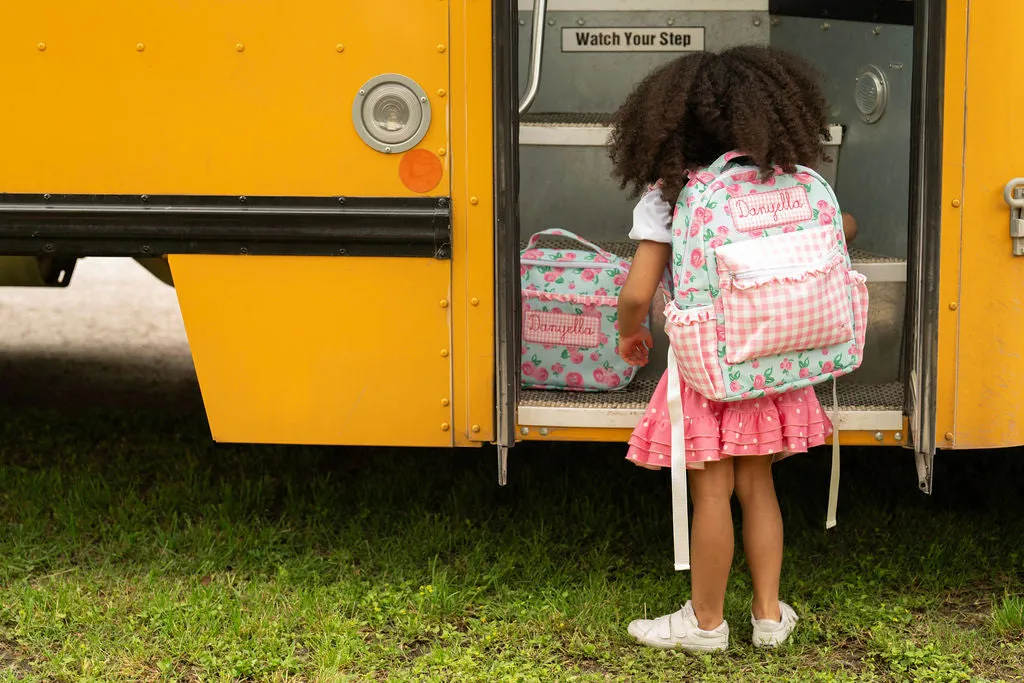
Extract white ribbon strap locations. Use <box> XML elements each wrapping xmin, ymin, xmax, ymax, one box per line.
<box><xmin>826</xmin><ymin>377</ymin><xmax>840</xmax><ymax>530</ymax></box>
<box><xmin>667</xmin><ymin>350</ymin><xmax>690</xmax><ymax>571</ymax></box>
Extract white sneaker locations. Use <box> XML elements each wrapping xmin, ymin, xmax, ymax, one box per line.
<box><xmin>751</xmin><ymin>601</ymin><xmax>799</xmax><ymax>647</ymax></box>
<box><xmin>627</xmin><ymin>600</ymin><xmax>729</xmax><ymax>652</ymax></box>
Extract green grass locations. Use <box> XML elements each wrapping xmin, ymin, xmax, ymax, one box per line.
<box><xmin>1</xmin><ymin>409</ymin><xmax>1023</xmax><ymax>682</ymax></box>
<box><xmin>993</xmin><ymin>596</ymin><xmax>1024</xmax><ymax>642</ymax></box>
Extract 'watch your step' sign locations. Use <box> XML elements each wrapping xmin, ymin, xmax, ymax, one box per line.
<box><xmin>561</xmin><ymin>27</ymin><xmax>705</xmax><ymax>52</ymax></box>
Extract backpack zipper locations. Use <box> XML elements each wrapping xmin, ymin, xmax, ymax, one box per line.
<box><xmin>520</xmin><ymin>259</ymin><xmax>625</xmax><ymax>271</ymax></box>
<box><xmin>729</xmin><ymin>246</ymin><xmax>841</xmax><ymax>282</ymax></box>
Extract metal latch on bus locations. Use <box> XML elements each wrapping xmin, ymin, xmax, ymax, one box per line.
<box><xmin>1005</xmin><ymin>178</ymin><xmax>1024</xmax><ymax>256</ymax></box>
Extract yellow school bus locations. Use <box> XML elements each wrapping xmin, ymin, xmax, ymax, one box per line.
<box><xmin>0</xmin><ymin>0</ymin><xmax>1018</xmax><ymax>495</ymax></box>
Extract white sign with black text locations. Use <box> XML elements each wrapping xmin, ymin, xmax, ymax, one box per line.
<box><xmin>561</xmin><ymin>27</ymin><xmax>705</xmax><ymax>52</ymax></box>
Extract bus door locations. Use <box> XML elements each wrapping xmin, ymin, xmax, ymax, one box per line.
<box><xmin>512</xmin><ymin>1</ymin><xmax>909</xmax><ymax>449</ymax></box>
<box><xmin>918</xmin><ymin>0</ymin><xmax>1024</xmax><ymax>464</ymax></box>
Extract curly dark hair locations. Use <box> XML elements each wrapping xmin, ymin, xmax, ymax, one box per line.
<box><xmin>608</xmin><ymin>45</ymin><xmax>831</xmax><ymax>203</ymax></box>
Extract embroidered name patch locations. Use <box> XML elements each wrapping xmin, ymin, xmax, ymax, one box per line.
<box><xmin>728</xmin><ymin>186</ymin><xmax>814</xmax><ymax>233</ymax></box>
<box><xmin>523</xmin><ymin>310</ymin><xmax>601</xmax><ymax>347</ymax></box>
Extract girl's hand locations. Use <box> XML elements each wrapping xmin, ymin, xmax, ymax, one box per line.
<box><xmin>616</xmin><ymin>241</ymin><xmax>670</xmax><ymax>369</ymax></box>
<box><xmin>619</xmin><ymin>328</ymin><xmax>653</xmax><ymax>366</ymax></box>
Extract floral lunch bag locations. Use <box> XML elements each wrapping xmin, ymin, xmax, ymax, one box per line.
<box><xmin>520</xmin><ymin>229</ymin><xmax>646</xmax><ymax>392</ymax></box>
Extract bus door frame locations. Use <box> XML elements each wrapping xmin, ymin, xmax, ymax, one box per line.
<box><xmin>493</xmin><ymin>0</ymin><xmax>522</xmax><ymax>482</ymax></box>
<box><xmin>906</xmin><ymin>0</ymin><xmax>946</xmax><ymax>494</ymax></box>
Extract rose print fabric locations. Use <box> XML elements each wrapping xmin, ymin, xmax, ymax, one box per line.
<box><xmin>520</xmin><ymin>229</ymin><xmax>644</xmax><ymax>392</ymax></box>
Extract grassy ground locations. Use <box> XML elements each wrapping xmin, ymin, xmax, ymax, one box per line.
<box><xmin>0</xmin><ymin>409</ymin><xmax>1022</xmax><ymax>682</ymax></box>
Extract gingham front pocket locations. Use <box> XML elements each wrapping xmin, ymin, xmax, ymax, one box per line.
<box><xmin>715</xmin><ymin>229</ymin><xmax>854</xmax><ymax>365</ymax></box>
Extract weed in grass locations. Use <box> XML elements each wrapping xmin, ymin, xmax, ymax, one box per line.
<box><xmin>993</xmin><ymin>594</ymin><xmax>1024</xmax><ymax>641</ymax></box>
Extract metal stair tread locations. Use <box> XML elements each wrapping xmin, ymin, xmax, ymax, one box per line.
<box><xmin>518</xmin><ymin>367</ymin><xmax>904</xmax><ymax>432</ymax></box>
<box><xmin>520</xmin><ymin>114</ymin><xmax>843</xmax><ymax>147</ymax></box>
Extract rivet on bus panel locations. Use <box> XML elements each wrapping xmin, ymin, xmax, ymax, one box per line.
<box><xmin>440</xmin><ymin>299</ymin><xmax>449</xmax><ymax>308</ymax></box>
<box><xmin>438</xmin><ymin>148</ymin><xmax>446</xmax><ymax>157</ymax></box>
<box><xmin>236</xmin><ymin>43</ymin><xmax>245</xmax><ymax>52</ymax></box>
<box><xmin>539</xmin><ymin>428</ymin><xmax>549</xmax><ymax>436</ymax></box>
<box><xmin>470</xmin><ymin>197</ymin><xmax>479</xmax><ymax>205</ymax></box>
<box><xmin>437</xmin><ymin>44</ymin><xmax>446</xmax><ymax>53</ymax></box>
<box><xmin>949</xmin><ymin>302</ymin><xmax>958</xmax><ymax>311</ymax></box>
<box><xmin>441</xmin><ymin>423</ymin><xmax>450</xmax><ymax>432</ymax></box>
<box><xmin>441</xmin><ymin>399</ymin><xmax>450</xmax><ymax>407</ymax></box>
<box><xmin>37</xmin><ymin>42</ymin><xmax>47</xmax><ymax>51</ymax></box>
<box><xmin>874</xmin><ymin>432</ymin><xmax>884</xmax><ymax>442</ymax></box>
<box><xmin>472</xmin><ymin>425</ymin><xmax>481</xmax><ymax>433</ymax></box>
<box><xmin>520</xmin><ymin>427</ymin><xmax>530</xmax><ymax>436</ymax></box>
<box><xmin>437</xmin><ymin>89</ymin><xmax>446</xmax><ymax>97</ymax></box>
<box><xmin>136</xmin><ymin>43</ymin><xmax>145</xmax><ymax>52</ymax></box>
<box><xmin>336</xmin><ymin>44</ymin><xmax>345</xmax><ymax>53</ymax></box>
<box><xmin>440</xmin><ymin>349</ymin><xmax>449</xmax><ymax>358</ymax></box>
<box><xmin>951</xmin><ymin>199</ymin><xmax>961</xmax><ymax>208</ymax></box>
<box><xmin>944</xmin><ymin>432</ymin><xmax>954</xmax><ymax>442</ymax></box>
<box><xmin>470</xmin><ymin>298</ymin><xmax>480</xmax><ymax>306</ymax></box>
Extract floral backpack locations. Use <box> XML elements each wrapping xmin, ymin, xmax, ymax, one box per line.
<box><xmin>661</xmin><ymin>151</ymin><xmax>869</xmax><ymax>572</ymax></box>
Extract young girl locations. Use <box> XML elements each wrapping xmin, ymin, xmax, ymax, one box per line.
<box><xmin>610</xmin><ymin>46</ymin><xmax>853</xmax><ymax>652</ymax></box>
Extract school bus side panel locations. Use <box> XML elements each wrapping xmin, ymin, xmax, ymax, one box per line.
<box><xmin>170</xmin><ymin>255</ymin><xmax>453</xmax><ymax>447</ymax></box>
<box><xmin>948</xmin><ymin>0</ymin><xmax>1024</xmax><ymax>448</ymax></box>
<box><xmin>0</xmin><ymin>2</ymin><xmax>449</xmax><ymax>197</ymax></box>
<box><xmin>0</xmin><ymin>2</ymin><xmax>465</xmax><ymax>447</ymax></box>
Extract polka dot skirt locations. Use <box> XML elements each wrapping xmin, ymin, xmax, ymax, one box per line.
<box><xmin>626</xmin><ymin>368</ymin><xmax>833</xmax><ymax>470</ymax></box>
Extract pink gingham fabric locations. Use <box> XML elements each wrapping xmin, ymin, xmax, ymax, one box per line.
<box><xmin>720</xmin><ymin>259</ymin><xmax>853</xmax><ymax>363</ymax></box>
<box><xmin>715</xmin><ymin>227</ymin><xmax>853</xmax><ymax>364</ymax></box>
<box><xmin>664</xmin><ymin>304</ymin><xmax>726</xmax><ymax>399</ymax></box>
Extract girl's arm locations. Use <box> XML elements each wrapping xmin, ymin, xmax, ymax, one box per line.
<box><xmin>617</xmin><ymin>240</ymin><xmax>671</xmax><ymax>366</ymax></box>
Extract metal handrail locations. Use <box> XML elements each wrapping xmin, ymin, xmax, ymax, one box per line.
<box><xmin>518</xmin><ymin>0</ymin><xmax>548</xmax><ymax>115</ymax></box>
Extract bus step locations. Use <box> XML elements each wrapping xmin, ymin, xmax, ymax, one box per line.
<box><xmin>520</xmin><ymin>113</ymin><xmax>844</xmax><ymax>149</ymax></box>
<box><xmin>517</xmin><ymin>369</ymin><xmax>904</xmax><ymax>434</ymax></box>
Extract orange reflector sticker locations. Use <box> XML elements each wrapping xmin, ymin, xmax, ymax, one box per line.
<box><xmin>399</xmin><ymin>149</ymin><xmax>444</xmax><ymax>194</ymax></box>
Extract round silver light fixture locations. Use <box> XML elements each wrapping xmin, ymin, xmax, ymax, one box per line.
<box><xmin>854</xmin><ymin>65</ymin><xmax>888</xmax><ymax>124</ymax></box>
<box><xmin>352</xmin><ymin>73</ymin><xmax>431</xmax><ymax>154</ymax></box>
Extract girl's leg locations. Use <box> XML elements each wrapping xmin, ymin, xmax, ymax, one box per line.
<box><xmin>733</xmin><ymin>454</ymin><xmax>783</xmax><ymax>621</ymax></box>
<box><xmin>688</xmin><ymin>458</ymin><xmax>735</xmax><ymax>630</ymax></box>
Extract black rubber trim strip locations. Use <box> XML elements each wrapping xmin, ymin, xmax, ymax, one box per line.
<box><xmin>493</xmin><ymin>0</ymin><xmax>521</xmax><ymax>449</ymax></box>
<box><xmin>770</xmin><ymin>0</ymin><xmax>914</xmax><ymax>26</ymax></box>
<box><xmin>0</xmin><ymin>194</ymin><xmax>452</xmax><ymax>258</ymax></box>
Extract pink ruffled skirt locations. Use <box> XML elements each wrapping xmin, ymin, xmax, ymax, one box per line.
<box><xmin>626</xmin><ymin>368</ymin><xmax>833</xmax><ymax>470</ymax></box>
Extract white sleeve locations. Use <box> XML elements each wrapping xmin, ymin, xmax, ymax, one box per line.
<box><xmin>627</xmin><ymin>185</ymin><xmax>673</xmax><ymax>243</ymax></box>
